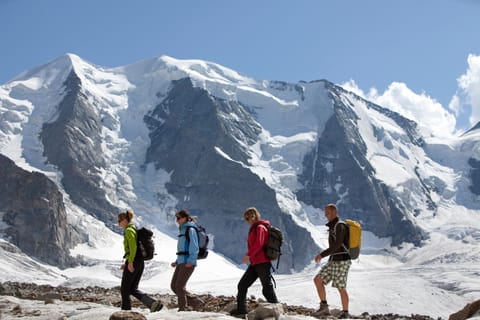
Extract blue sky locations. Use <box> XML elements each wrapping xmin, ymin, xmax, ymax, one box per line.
<box><xmin>1</xmin><ymin>0</ymin><xmax>480</xmax><ymax>131</ymax></box>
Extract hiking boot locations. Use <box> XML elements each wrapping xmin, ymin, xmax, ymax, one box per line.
<box><xmin>187</xmin><ymin>295</ymin><xmax>204</xmax><ymax>310</ymax></box>
<box><xmin>312</xmin><ymin>302</ymin><xmax>330</xmax><ymax>317</ymax></box>
<box><xmin>178</xmin><ymin>306</ymin><xmax>194</xmax><ymax>312</ymax></box>
<box><xmin>230</xmin><ymin>308</ymin><xmax>247</xmax><ymax>318</ymax></box>
<box><xmin>150</xmin><ymin>300</ymin><xmax>163</xmax><ymax>312</ymax></box>
<box><xmin>337</xmin><ymin>311</ymin><xmax>350</xmax><ymax>319</ymax></box>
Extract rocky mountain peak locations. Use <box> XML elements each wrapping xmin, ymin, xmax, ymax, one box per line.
<box><xmin>1</xmin><ymin>54</ymin><xmax>479</xmax><ymax>273</ymax></box>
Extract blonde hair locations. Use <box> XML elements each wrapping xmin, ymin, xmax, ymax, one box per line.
<box><xmin>118</xmin><ymin>209</ymin><xmax>134</xmax><ymax>223</ymax></box>
<box><xmin>243</xmin><ymin>207</ymin><xmax>261</xmax><ymax>222</ymax></box>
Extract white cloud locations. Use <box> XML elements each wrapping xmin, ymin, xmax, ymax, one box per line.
<box><xmin>341</xmin><ymin>79</ymin><xmax>364</xmax><ymax>97</ymax></box>
<box><xmin>448</xmin><ymin>94</ymin><xmax>461</xmax><ymax>117</ymax></box>
<box><xmin>457</xmin><ymin>54</ymin><xmax>480</xmax><ymax>127</ymax></box>
<box><xmin>341</xmin><ymin>80</ymin><xmax>457</xmax><ymax>138</ymax></box>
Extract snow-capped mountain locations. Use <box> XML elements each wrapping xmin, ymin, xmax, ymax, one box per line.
<box><xmin>0</xmin><ymin>53</ymin><xmax>479</xmax><ymax>276</ymax></box>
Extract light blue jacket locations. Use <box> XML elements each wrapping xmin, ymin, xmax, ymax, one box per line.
<box><xmin>176</xmin><ymin>221</ymin><xmax>199</xmax><ymax>266</ymax></box>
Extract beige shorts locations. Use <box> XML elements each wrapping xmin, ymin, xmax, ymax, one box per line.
<box><xmin>316</xmin><ymin>260</ymin><xmax>352</xmax><ymax>289</ymax></box>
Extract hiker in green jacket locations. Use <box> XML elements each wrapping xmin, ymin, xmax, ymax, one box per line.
<box><xmin>118</xmin><ymin>209</ymin><xmax>163</xmax><ymax>312</ymax></box>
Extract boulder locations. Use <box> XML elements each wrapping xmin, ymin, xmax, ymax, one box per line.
<box><xmin>248</xmin><ymin>302</ymin><xmax>284</xmax><ymax>320</ymax></box>
<box><xmin>449</xmin><ymin>300</ymin><xmax>480</xmax><ymax>320</ymax></box>
<box><xmin>109</xmin><ymin>311</ymin><xmax>146</xmax><ymax>320</ymax></box>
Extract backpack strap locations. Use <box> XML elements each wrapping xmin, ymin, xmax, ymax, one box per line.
<box><xmin>184</xmin><ymin>225</ymin><xmax>191</xmax><ymax>243</ymax></box>
<box><xmin>274</xmin><ymin>255</ymin><xmax>280</xmax><ymax>270</ymax></box>
<box><xmin>270</xmin><ymin>273</ymin><xmax>277</xmax><ymax>288</ymax></box>
<box><xmin>332</xmin><ymin>221</ymin><xmax>350</xmax><ymax>257</ymax></box>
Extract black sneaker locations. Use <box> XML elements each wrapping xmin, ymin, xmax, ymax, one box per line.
<box><xmin>150</xmin><ymin>300</ymin><xmax>163</xmax><ymax>312</ymax></box>
<box><xmin>230</xmin><ymin>308</ymin><xmax>247</xmax><ymax>318</ymax></box>
<box><xmin>178</xmin><ymin>306</ymin><xmax>194</xmax><ymax>312</ymax></box>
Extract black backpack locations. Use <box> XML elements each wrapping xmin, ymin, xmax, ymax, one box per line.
<box><xmin>181</xmin><ymin>225</ymin><xmax>209</xmax><ymax>259</ymax></box>
<box><xmin>264</xmin><ymin>225</ymin><xmax>283</xmax><ymax>264</ymax></box>
<box><xmin>136</xmin><ymin>227</ymin><xmax>155</xmax><ymax>260</ymax></box>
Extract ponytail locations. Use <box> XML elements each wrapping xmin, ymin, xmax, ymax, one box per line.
<box><xmin>118</xmin><ymin>209</ymin><xmax>134</xmax><ymax>223</ymax></box>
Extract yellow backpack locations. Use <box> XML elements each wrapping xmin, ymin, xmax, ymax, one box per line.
<box><xmin>335</xmin><ymin>219</ymin><xmax>362</xmax><ymax>259</ymax></box>
<box><xmin>345</xmin><ymin>219</ymin><xmax>362</xmax><ymax>259</ymax></box>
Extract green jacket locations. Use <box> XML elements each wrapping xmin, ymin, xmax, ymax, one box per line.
<box><xmin>124</xmin><ymin>224</ymin><xmax>137</xmax><ymax>263</ymax></box>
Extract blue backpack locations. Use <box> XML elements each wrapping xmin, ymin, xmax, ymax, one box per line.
<box><xmin>178</xmin><ymin>224</ymin><xmax>209</xmax><ymax>259</ymax></box>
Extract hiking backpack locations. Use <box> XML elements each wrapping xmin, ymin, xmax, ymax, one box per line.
<box><xmin>264</xmin><ymin>225</ymin><xmax>283</xmax><ymax>262</ymax></box>
<box><xmin>137</xmin><ymin>227</ymin><xmax>155</xmax><ymax>261</ymax></box>
<box><xmin>184</xmin><ymin>225</ymin><xmax>210</xmax><ymax>259</ymax></box>
<box><xmin>334</xmin><ymin>219</ymin><xmax>362</xmax><ymax>259</ymax></box>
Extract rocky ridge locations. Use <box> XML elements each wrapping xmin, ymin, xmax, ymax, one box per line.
<box><xmin>0</xmin><ymin>282</ymin><xmax>436</xmax><ymax>320</ymax></box>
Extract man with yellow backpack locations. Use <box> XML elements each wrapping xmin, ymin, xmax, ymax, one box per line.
<box><xmin>312</xmin><ymin>204</ymin><xmax>362</xmax><ymax>319</ymax></box>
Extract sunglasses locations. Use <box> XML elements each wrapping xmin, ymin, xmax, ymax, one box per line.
<box><xmin>175</xmin><ymin>216</ymin><xmax>183</xmax><ymax>220</ymax></box>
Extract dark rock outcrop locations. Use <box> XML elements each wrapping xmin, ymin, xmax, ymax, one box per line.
<box><xmin>468</xmin><ymin>158</ymin><xmax>480</xmax><ymax>195</ymax></box>
<box><xmin>0</xmin><ymin>154</ymin><xmax>76</xmax><ymax>268</ymax></box>
<box><xmin>449</xmin><ymin>299</ymin><xmax>480</xmax><ymax>320</ymax></box>
<box><xmin>462</xmin><ymin>121</ymin><xmax>480</xmax><ymax>136</ymax></box>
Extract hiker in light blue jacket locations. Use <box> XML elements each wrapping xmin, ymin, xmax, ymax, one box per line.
<box><xmin>171</xmin><ymin>209</ymin><xmax>203</xmax><ymax>311</ymax></box>
<box><xmin>176</xmin><ymin>220</ymin><xmax>199</xmax><ymax>266</ymax></box>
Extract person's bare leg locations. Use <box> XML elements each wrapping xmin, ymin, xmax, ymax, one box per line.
<box><xmin>313</xmin><ymin>275</ymin><xmax>326</xmax><ymax>301</ymax></box>
<box><xmin>338</xmin><ymin>288</ymin><xmax>349</xmax><ymax>311</ymax></box>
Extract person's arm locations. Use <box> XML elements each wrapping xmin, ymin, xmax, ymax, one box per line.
<box><xmin>247</xmin><ymin>224</ymin><xmax>268</xmax><ymax>258</ymax></box>
<box><xmin>125</xmin><ymin>227</ymin><xmax>137</xmax><ymax>263</ymax></box>
<box><xmin>186</xmin><ymin>227</ymin><xmax>199</xmax><ymax>266</ymax></box>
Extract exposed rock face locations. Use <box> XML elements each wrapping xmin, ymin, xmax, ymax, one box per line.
<box><xmin>0</xmin><ymin>154</ymin><xmax>76</xmax><ymax>268</ymax></box>
<box><xmin>468</xmin><ymin>158</ymin><xmax>480</xmax><ymax>195</ymax></box>
<box><xmin>464</xmin><ymin>121</ymin><xmax>480</xmax><ymax>134</ymax></box>
<box><xmin>144</xmin><ymin>78</ymin><xmax>318</xmax><ymax>272</ymax></box>
<box><xmin>40</xmin><ymin>70</ymin><xmax>119</xmax><ymax>228</ymax></box>
<box><xmin>297</xmin><ymin>84</ymin><xmax>426</xmax><ymax>246</ymax></box>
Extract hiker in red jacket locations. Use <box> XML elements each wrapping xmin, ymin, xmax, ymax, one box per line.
<box><xmin>230</xmin><ymin>207</ymin><xmax>279</xmax><ymax>318</ymax></box>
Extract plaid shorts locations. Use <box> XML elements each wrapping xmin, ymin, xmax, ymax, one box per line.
<box><xmin>316</xmin><ymin>260</ymin><xmax>352</xmax><ymax>289</ymax></box>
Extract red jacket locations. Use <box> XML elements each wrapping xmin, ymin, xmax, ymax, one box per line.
<box><xmin>246</xmin><ymin>220</ymin><xmax>270</xmax><ymax>265</ymax></box>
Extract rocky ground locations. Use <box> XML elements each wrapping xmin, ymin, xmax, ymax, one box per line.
<box><xmin>0</xmin><ymin>282</ymin><xmax>437</xmax><ymax>319</ymax></box>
